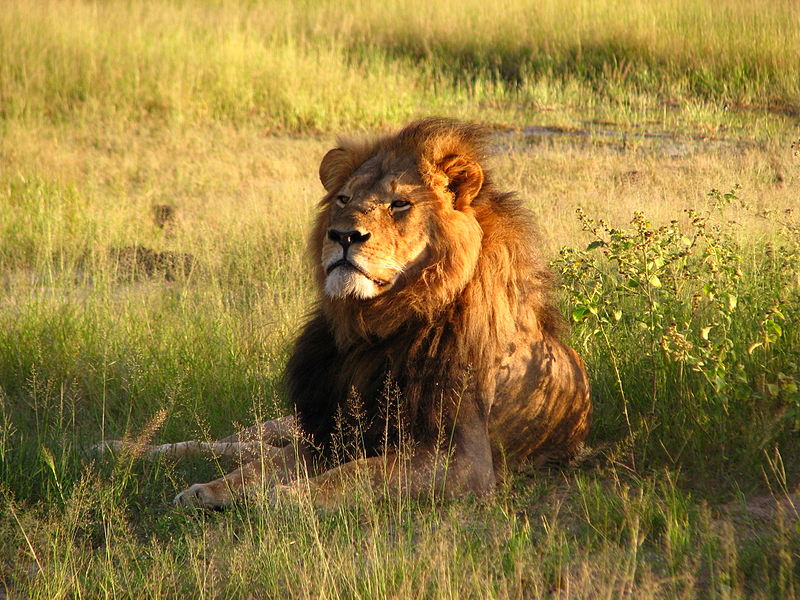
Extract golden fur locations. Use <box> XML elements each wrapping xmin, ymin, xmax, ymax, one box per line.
<box><xmin>290</xmin><ymin>119</ymin><xmax>583</xmax><ymax>468</ymax></box>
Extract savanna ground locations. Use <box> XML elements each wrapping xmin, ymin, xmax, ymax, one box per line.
<box><xmin>1</xmin><ymin>1</ymin><xmax>799</xmax><ymax>598</ymax></box>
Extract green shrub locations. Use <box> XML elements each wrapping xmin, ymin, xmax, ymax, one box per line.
<box><xmin>555</xmin><ymin>187</ymin><xmax>799</xmax><ymax>484</ymax></box>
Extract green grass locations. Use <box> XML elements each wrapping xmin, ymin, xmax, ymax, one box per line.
<box><xmin>1</xmin><ymin>0</ymin><xmax>800</xmax><ymax>597</ymax></box>
<box><xmin>2</xmin><ymin>136</ymin><xmax>799</xmax><ymax>598</ymax></box>
<box><xmin>2</xmin><ymin>0</ymin><xmax>799</xmax><ymax>132</ymax></box>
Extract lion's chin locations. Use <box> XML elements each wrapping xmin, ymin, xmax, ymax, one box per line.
<box><xmin>324</xmin><ymin>267</ymin><xmax>386</xmax><ymax>299</ymax></box>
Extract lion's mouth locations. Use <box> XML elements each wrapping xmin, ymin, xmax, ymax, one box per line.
<box><xmin>325</xmin><ymin>259</ymin><xmax>390</xmax><ymax>287</ymax></box>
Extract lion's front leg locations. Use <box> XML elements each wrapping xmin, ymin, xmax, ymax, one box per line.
<box><xmin>288</xmin><ymin>443</ymin><xmax>496</xmax><ymax>509</ymax></box>
<box><xmin>173</xmin><ymin>441</ymin><xmax>316</xmax><ymax>509</ymax></box>
<box><xmin>297</xmin><ymin>454</ymin><xmax>402</xmax><ymax>508</ymax></box>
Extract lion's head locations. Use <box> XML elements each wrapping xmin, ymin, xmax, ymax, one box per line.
<box><xmin>311</xmin><ymin>120</ymin><xmax>490</xmax><ymax>306</ymax></box>
<box><xmin>308</xmin><ymin>118</ymin><xmax>561</xmax><ymax>349</ymax></box>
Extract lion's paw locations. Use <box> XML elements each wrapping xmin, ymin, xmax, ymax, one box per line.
<box><xmin>173</xmin><ymin>483</ymin><xmax>231</xmax><ymax>510</ymax></box>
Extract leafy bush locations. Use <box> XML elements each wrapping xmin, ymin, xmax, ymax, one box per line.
<box><xmin>555</xmin><ymin>187</ymin><xmax>799</xmax><ymax>483</ymax></box>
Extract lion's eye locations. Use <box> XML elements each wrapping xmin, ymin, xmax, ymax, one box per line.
<box><xmin>335</xmin><ymin>194</ymin><xmax>350</xmax><ymax>207</ymax></box>
<box><xmin>390</xmin><ymin>199</ymin><xmax>412</xmax><ymax>212</ymax></box>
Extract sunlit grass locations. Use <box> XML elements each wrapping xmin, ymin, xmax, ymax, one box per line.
<box><xmin>1</xmin><ymin>0</ymin><xmax>798</xmax><ymax>130</ymax></box>
<box><xmin>1</xmin><ymin>123</ymin><xmax>798</xmax><ymax>596</ymax></box>
<box><xmin>1</xmin><ymin>1</ymin><xmax>799</xmax><ymax>597</ymax></box>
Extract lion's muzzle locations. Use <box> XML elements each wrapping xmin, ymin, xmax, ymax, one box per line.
<box><xmin>322</xmin><ymin>226</ymin><xmax>395</xmax><ymax>298</ymax></box>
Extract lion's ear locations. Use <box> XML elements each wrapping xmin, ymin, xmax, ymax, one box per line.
<box><xmin>319</xmin><ymin>147</ymin><xmax>353</xmax><ymax>193</ymax></box>
<box><xmin>438</xmin><ymin>155</ymin><xmax>484</xmax><ymax>210</ymax></box>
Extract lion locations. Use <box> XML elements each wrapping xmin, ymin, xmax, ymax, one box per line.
<box><xmin>98</xmin><ymin>118</ymin><xmax>591</xmax><ymax>508</ymax></box>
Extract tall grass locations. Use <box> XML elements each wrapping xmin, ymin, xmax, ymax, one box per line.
<box><xmin>1</xmin><ymin>151</ymin><xmax>798</xmax><ymax>596</ymax></box>
<box><xmin>1</xmin><ymin>0</ymin><xmax>799</xmax><ymax>130</ymax></box>
<box><xmin>1</xmin><ymin>1</ymin><xmax>799</xmax><ymax>597</ymax></box>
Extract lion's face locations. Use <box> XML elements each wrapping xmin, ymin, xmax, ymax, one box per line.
<box><xmin>315</xmin><ymin>126</ymin><xmax>487</xmax><ymax>309</ymax></box>
<box><xmin>320</xmin><ymin>155</ymin><xmax>434</xmax><ymax>299</ymax></box>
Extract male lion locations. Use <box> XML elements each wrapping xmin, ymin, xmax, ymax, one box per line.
<box><xmin>101</xmin><ymin>118</ymin><xmax>591</xmax><ymax>508</ymax></box>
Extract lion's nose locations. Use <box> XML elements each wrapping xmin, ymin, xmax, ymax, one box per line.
<box><xmin>327</xmin><ymin>229</ymin><xmax>371</xmax><ymax>249</ymax></box>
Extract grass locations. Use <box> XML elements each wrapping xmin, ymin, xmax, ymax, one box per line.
<box><xmin>1</xmin><ymin>0</ymin><xmax>800</xmax><ymax>597</ymax></box>
<box><xmin>2</xmin><ymin>0</ymin><xmax>799</xmax><ymax>132</ymax></box>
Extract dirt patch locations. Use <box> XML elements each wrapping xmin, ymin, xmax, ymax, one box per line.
<box><xmin>110</xmin><ymin>245</ymin><xmax>195</xmax><ymax>282</ymax></box>
<box><xmin>151</xmin><ymin>204</ymin><xmax>177</xmax><ymax>233</ymax></box>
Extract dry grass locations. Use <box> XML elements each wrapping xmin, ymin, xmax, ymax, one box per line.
<box><xmin>2</xmin><ymin>0</ymin><xmax>799</xmax><ymax>130</ymax></box>
<box><xmin>1</xmin><ymin>1</ymin><xmax>799</xmax><ymax>597</ymax></box>
<box><xmin>2</xmin><ymin>119</ymin><xmax>797</xmax><ymax>264</ymax></box>
<box><xmin>1</xmin><ymin>118</ymin><xmax>798</xmax><ymax>598</ymax></box>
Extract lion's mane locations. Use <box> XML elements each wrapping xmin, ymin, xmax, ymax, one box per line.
<box><xmin>286</xmin><ymin>119</ymin><xmax>564</xmax><ymax>461</ymax></box>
